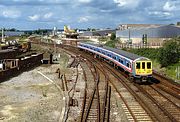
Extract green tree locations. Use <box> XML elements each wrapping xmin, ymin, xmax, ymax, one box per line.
<box><xmin>158</xmin><ymin>37</ymin><xmax>180</xmax><ymax>67</ymax></box>
<box><xmin>110</xmin><ymin>32</ymin><xmax>116</xmax><ymax>40</ymax></box>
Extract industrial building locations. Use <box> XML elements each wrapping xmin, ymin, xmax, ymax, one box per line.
<box><xmin>116</xmin><ymin>25</ymin><xmax>180</xmax><ymax>47</ymax></box>
<box><xmin>118</xmin><ymin>24</ymin><xmax>162</xmax><ymax>30</ymax></box>
<box><xmin>80</xmin><ymin>29</ymin><xmax>116</xmax><ymax>37</ymax></box>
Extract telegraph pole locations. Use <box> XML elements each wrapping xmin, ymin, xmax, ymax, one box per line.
<box><xmin>0</xmin><ymin>28</ymin><xmax>4</xmax><ymax>50</ymax></box>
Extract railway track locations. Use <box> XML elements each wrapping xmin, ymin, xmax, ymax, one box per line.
<box><xmin>64</xmin><ymin>46</ymin><xmax>111</xmax><ymax>122</ymax></box>
<box><xmin>136</xmin><ymin>84</ymin><xmax>180</xmax><ymax>122</ymax></box>
<box><xmin>34</xmin><ymin>43</ymin><xmax>180</xmax><ymax>122</ymax></box>
<box><xmin>152</xmin><ymin>72</ymin><xmax>180</xmax><ymax>99</ymax></box>
<box><xmin>64</xmin><ymin>46</ymin><xmax>154</xmax><ymax>121</ymax></box>
<box><xmin>93</xmin><ymin>59</ymin><xmax>155</xmax><ymax>122</ymax></box>
<box><xmin>81</xmin><ymin>61</ymin><xmax>101</xmax><ymax>122</ymax></box>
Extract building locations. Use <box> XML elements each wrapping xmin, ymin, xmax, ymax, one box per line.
<box><xmin>116</xmin><ymin>25</ymin><xmax>180</xmax><ymax>47</ymax></box>
<box><xmin>118</xmin><ymin>24</ymin><xmax>162</xmax><ymax>30</ymax></box>
<box><xmin>4</xmin><ymin>31</ymin><xmax>25</xmax><ymax>37</ymax></box>
<box><xmin>81</xmin><ymin>29</ymin><xmax>116</xmax><ymax>37</ymax></box>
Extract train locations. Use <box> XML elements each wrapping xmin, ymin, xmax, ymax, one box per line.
<box><xmin>78</xmin><ymin>42</ymin><xmax>152</xmax><ymax>82</ymax></box>
<box><xmin>0</xmin><ymin>40</ymin><xmax>31</xmax><ymax>52</ymax></box>
<box><xmin>0</xmin><ymin>53</ymin><xmax>43</xmax><ymax>82</ymax></box>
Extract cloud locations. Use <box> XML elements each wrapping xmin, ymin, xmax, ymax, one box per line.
<box><xmin>163</xmin><ymin>1</ymin><xmax>176</xmax><ymax>11</ymax></box>
<box><xmin>28</xmin><ymin>14</ymin><xmax>40</xmax><ymax>21</ymax></box>
<box><xmin>0</xmin><ymin>0</ymin><xmax>180</xmax><ymax>29</ymax></box>
<box><xmin>58</xmin><ymin>20</ymin><xmax>63</xmax><ymax>23</ymax></box>
<box><xmin>78</xmin><ymin>0</ymin><xmax>92</xmax><ymax>3</ymax></box>
<box><xmin>44</xmin><ymin>12</ymin><xmax>53</xmax><ymax>19</ymax></box>
<box><xmin>28</xmin><ymin>12</ymin><xmax>53</xmax><ymax>21</ymax></box>
<box><xmin>148</xmin><ymin>11</ymin><xmax>173</xmax><ymax>19</ymax></box>
<box><xmin>2</xmin><ymin>9</ymin><xmax>21</xmax><ymax>18</ymax></box>
<box><xmin>78</xmin><ymin>16</ymin><xmax>91</xmax><ymax>23</ymax></box>
<box><xmin>113</xmin><ymin>0</ymin><xmax>141</xmax><ymax>8</ymax></box>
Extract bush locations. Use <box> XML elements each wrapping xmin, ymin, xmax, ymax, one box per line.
<box><xmin>126</xmin><ymin>48</ymin><xmax>160</xmax><ymax>60</ymax></box>
<box><xmin>158</xmin><ymin>38</ymin><xmax>180</xmax><ymax>67</ymax></box>
<box><xmin>110</xmin><ymin>32</ymin><xmax>116</xmax><ymax>40</ymax></box>
<box><xmin>105</xmin><ymin>40</ymin><xmax>116</xmax><ymax>48</ymax></box>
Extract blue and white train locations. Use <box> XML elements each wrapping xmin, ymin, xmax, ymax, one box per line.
<box><xmin>78</xmin><ymin>42</ymin><xmax>152</xmax><ymax>82</ymax></box>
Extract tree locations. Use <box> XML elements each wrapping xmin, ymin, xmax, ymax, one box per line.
<box><xmin>87</xmin><ymin>28</ymin><xmax>90</xmax><ymax>31</ymax></box>
<box><xmin>158</xmin><ymin>37</ymin><xmax>180</xmax><ymax>67</ymax></box>
<box><xmin>9</xmin><ymin>28</ymin><xmax>16</xmax><ymax>31</ymax></box>
<box><xmin>177</xmin><ymin>22</ymin><xmax>180</xmax><ymax>25</ymax></box>
<box><xmin>110</xmin><ymin>32</ymin><xmax>116</xmax><ymax>40</ymax></box>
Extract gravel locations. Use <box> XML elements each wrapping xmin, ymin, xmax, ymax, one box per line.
<box><xmin>0</xmin><ymin>64</ymin><xmax>64</xmax><ymax>122</ymax></box>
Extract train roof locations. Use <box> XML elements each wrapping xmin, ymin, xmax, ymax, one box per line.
<box><xmin>80</xmin><ymin>42</ymin><xmax>141</xmax><ymax>60</ymax></box>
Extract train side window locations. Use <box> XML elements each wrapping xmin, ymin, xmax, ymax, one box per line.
<box><xmin>12</xmin><ymin>61</ymin><xmax>14</xmax><ymax>67</ymax></box>
<box><xmin>119</xmin><ymin>59</ymin><xmax>121</xmax><ymax>62</ymax></box>
<box><xmin>142</xmin><ymin>62</ymin><xmax>145</xmax><ymax>69</ymax></box>
<box><xmin>113</xmin><ymin>56</ymin><xmax>116</xmax><ymax>60</ymax></box>
<box><xmin>147</xmin><ymin>62</ymin><xmax>151</xmax><ymax>69</ymax></box>
<box><xmin>136</xmin><ymin>62</ymin><xmax>140</xmax><ymax>69</ymax></box>
<box><xmin>127</xmin><ymin>63</ymin><xmax>129</xmax><ymax>67</ymax></box>
<box><xmin>121</xmin><ymin>60</ymin><xmax>123</xmax><ymax>64</ymax></box>
<box><xmin>15</xmin><ymin>61</ymin><xmax>17</xmax><ymax>66</ymax></box>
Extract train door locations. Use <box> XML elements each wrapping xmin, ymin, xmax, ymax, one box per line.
<box><xmin>135</xmin><ymin>61</ymin><xmax>141</xmax><ymax>75</ymax></box>
<box><xmin>146</xmin><ymin>61</ymin><xmax>152</xmax><ymax>74</ymax></box>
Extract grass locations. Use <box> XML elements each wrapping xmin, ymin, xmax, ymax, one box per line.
<box><xmin>166</xmin><ymin>62</ymin><xmax>180</xmax><ymax>81</ymax></box>
<box><xmin>151</xmin><ymin>59</ymin><xmax>180</xmax><ymax>81</ymax></box>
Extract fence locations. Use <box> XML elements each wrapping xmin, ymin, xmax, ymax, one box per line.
<box><xmin>117</xmin><ymin>43</ymin><xmax>163</xmax><ymax>49</ymax></box>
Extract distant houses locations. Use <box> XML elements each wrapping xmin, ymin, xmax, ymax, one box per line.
<box><xmin>4</xmin><ymin>31</ymin><xmax>25</xmax><ymax>37</ymax></box>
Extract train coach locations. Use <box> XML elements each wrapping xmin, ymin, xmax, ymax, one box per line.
<box><xmin>0</xmin><ymin>53</ymin><xmax>43</xmax><ymax>82</ymax></box>
<box><xmin>78</xmin><ymin>42</ymin><xmax>152</xmax><ymax>82</ymax></box>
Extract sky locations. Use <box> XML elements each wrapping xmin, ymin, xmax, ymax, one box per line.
<box><xmin>0</xmin><ymin>0</ymin><xmax>179</xmax><ymax>30</ymax></box>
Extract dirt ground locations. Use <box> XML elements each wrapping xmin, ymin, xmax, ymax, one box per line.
<box><xmin>0</xmin><ymin>64</ymin><xmax>65</xmax><ymax>122</ymax></box>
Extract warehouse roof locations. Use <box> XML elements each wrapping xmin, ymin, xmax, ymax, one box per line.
<box><xmin>116</xmin><ymin>25</ymin><xmax>180</xmax><ymax>38</ymax></box>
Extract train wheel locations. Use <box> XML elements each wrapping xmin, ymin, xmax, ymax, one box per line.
<box><xmin>134</xmin><ymin>78</ymin><xmax>141</xmax><ymax>84</ymax></box>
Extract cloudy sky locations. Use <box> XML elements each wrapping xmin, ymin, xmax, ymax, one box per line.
<box><xmin>0</xmin><ymin>0</ymin><xmax>179</xmax><ymax>30</ymax></box>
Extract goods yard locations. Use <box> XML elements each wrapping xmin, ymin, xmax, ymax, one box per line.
<box><xmin>0</xmin><ymin>42</ymin><xmax>179</xmax><ymax>122</ymax></box>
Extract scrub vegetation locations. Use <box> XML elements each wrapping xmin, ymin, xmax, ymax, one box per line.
<box><xmin>102</xmin><ymin>32</ymin><xmax>118</xmax><ymax>48</ymax></box>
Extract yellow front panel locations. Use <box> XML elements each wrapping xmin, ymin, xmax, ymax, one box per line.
<box><xmin>135</xmin><ymin>61</ymin><xmax>152</xmax><ymax>75</ymax></box>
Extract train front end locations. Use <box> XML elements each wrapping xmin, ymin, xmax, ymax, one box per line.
<box><xmin>133</xmin><ymin>58</ymin><xmax>152</xmax><ymax>82</ymax></box>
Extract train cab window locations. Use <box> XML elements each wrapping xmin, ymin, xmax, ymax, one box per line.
<box><xmin>142</xmin><ymin>62</ymin><xmax>145</xmax><ymax>69</ymax></box>
<box><xmin>136</xmin><ymin>62</ymin><xmax>140</xmax><ymax>69</ymax></box>
<box><xmin>147</xmin><ymin>62</ymin><xmax>151</xmax><ymax>69</ymax></box>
